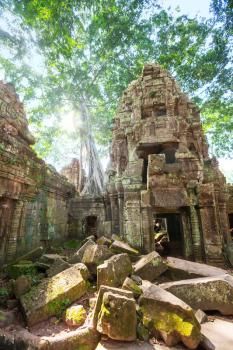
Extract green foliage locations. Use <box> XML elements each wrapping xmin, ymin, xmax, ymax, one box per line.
<box><xmin>0</xmin><ymin>0</ymin><xmax>232</xmax><ymax>161</ymax></box>
<box><xmin>211</xmin><ymin>0</ymin><xmax>233</xmax><ymax>32</ymax></box>
<box><xmin>0</xmin><ymin>287</ymin><xmax>9</xmax><ymax>297</ymax></box>
<box><xmin>63</xmin><ymin>240</ymin><xmax>81</xmax><ymax>250</ymax></box>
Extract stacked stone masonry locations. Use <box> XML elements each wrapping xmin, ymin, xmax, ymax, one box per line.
<box><xmin>1</xmin><ymin>64</ymin><xmax>233</xmax><ymax>266</ymax></box>
<box><xmin>0</xmin><ymin>81</ymin><xmax>75</xmax><ymax>263</ymax></box>
<box><xmin>104</xmin><ymin>64</ymin><xmax>231</xmax><ymax>265</ymax></box>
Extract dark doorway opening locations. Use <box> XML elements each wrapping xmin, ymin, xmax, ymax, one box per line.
<box><xmin>84</xmin><ymin>215</ymin><xmax>97</xmax><ymax>238</ymax></box>
<box><xmin>142</xmin><ymin>158</ymin><xmax>148</xmax><ymax>184</ymax></box>
<box><xmin>153</xmin><ymin>213</ymin><xmax>183</xmax><ymax>257</ymax></box>
<box><xmin>229</xmin><ymin>213</ymin><xmax>233</xmax><ymax>240</ymax></box>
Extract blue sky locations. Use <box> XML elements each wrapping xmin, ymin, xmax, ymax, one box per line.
<box><xmin>162</xmin><ymin>0</ymin><xmax>211</xmax><ymax>17</ymax></box>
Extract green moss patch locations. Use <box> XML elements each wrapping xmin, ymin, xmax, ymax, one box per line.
<box><xmin>8</xmin><ymin>262</ymin><xmax>37</xmax><ymax>279</ymax></box>
<box><xmin>63</xmin><ymin>240</ymin><xmax>81</xmax><ymax>250</ymax></box>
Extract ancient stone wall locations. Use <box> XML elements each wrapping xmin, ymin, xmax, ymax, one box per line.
<box><xmin>0</xmin><ymin>82</ymin><xmax>75</xmax><ymax>263</ymax></box>
<box><xmin>106</xmin><ymin>64</ymin><xmax>230</xmax><ymax>265</ymax></box>
<box><xmin>68</xmin><ymin>197</ymin><xmax>109</xmax><ymax>240</ymax></box>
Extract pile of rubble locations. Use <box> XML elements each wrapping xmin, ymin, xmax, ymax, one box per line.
<box><xmin>0</xmin><ymin>235</ymin><xmax>233</xmax><ymax>350</ymax></box>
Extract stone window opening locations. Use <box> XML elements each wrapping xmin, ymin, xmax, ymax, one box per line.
<box><xmin>153</xmin><ymin>104</ymin><xmax>167</xmax><ymax>117</ymax></box>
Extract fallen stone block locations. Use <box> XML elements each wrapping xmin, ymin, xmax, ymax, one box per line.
<box><xmin>201</xmin><ymin>318</ymin><xmax>233</xmax><ymax>350</ymax></box>
<box><xmin>97</xmin><ymin>236</ymin><xmax>112</xmax><ymax>247</ymax></box>
<box><xmin>65</xmin><ymin>304</ymin><xmax>87</xmax><ymax>327</ymax></box>
<box><xmin>47</xmin><ymin>258</ymin><xmax>71</xmax><ymax>277</ymax></box>
<box><xmin>92</xmin><ymin>285</ymin><xmax>134</xmax><ymax>328</ymax></box>
<box><xmin>0</xmin><ymin>325</ymin><xmax>99</xmax><ymax>350</ymax></box>
<box><xmin>43</xmin><ymin>326</ymin><xmax>100</xmax><ymax>350</ymax></box>
<box><xmin>97</xmin><ymin>253</ymin><xmax>132</xmax><ymax>289</ymax></box>
<box><xmin>0</xmin><ymin>326</ymin><xmax>49</xmax><ymax>350</ymax></box>
<box><xmin>110</xmin><ymin>240</ymin><xmax>139</xmax><ymax>256</ymax></box>
<box><xmin>82</xmin><ymin>235</ymin><xmax>96</xmax><ymax>244</ymax></box>
<box><xmin>39</xmin><ymin>254</ymin><xmax>66</xmax><ymax>265</ymax></box>
<box><xmin>13</xmin><ymin>246</ymin><xmax>44</xmax><ymax>264</ymax></box>
<box><xmin>97</xmin><ymin>291</ymin><xmax>137</xmax><ymax>341</ymax></box>
<box><xmin>20</xmin><ymin>264</ymin><xmax>88</xmax><ymax>326</ymax></box>
<box><xmin>8</xmin><ymin>261</ymin><xmax>37</xmax><ymax>279</ymax></box>
<box><xmin>195</xmin><ymin>309</ymin><xmax>208</xmax><ymax>324</ymax></box>
<box><xmin>160</xmin><ymin>275</ymin><xmax>233</xmax><ymax>316</ymax></box>
<box><xmin>139</xmin><ymin>284</ymin><xmax>201</xmax><ymax>349</ymax></box>
<box><xmin>133</xmin><ymin>251</ymin><xmax>167</xmax><ymax>281</ymax></box>
<box><xmin>166</xmin><ymin>257</ymin><xmax>227</xmax><ymax>281</ymax></box>
<box><xmin>68</xmin><ymin>239</ymin><xmax>95</xmax><ymax>264</ymax></box>
<box><xmin>82</xmin><ymin>244</ymin><xmax>113</xmax><ymax>274</ymax></box>
<box><xmin>122</xmin><ymin>277</ymin><xmax>142</xmax><ymax>297</ymax></box>
<box><xmin>200</xmin><ymin>333</ymin><xmax>215</xmax><ymax>350</ymax></box>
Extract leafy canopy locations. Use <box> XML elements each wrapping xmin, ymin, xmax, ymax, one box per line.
<box><xmin>0</xmin><ymin>0</ymin><xmax>232</xmax><ymax>166</ymax></box>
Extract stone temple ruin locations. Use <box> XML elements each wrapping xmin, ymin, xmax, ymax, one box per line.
<box><xmin>1</xmin><ymin>63</ymin><xmax>233</xmax><ymax>266</ymax></box>
<box><xmin>0</xmin><ymin>64</ymin><xmax>233</xmax><ymax>349</ymax></box>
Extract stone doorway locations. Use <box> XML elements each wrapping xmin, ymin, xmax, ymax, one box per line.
<box><xmin>153</xmin><ymin>213</ymin><xmax>183</xmax><ymax>257</ymax></box>
<box><xmin>229</xmin><ymin>213</ymin><xmax>233</xmax><ymax>240</ymax></box>
<box><xmin>84</xmin><ymin>215</ymin><xmax>97</xmax><ymax>238</ymax></box>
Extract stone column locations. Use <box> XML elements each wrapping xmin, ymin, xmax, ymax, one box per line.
<box><xmin>116</xmin><ymin>181</ymin><xmax>124</xmax><ymax>237</ymax></box>
<box><xmin>5</xmin><ymin>200</ymin><xmax>25</xmax><ymax>262</ymax></box>
<box><xmin>141</xmin><ymin>189</ymin><xmax>154</xmax><ymax>253</ymax></box>
<box><xmin>199</xmin><ymin>184</ymin><xmax>224</xmax><ymax>265</ymax></box>
<box><xmin>181</xmin><ymin>209</ymin><xmax>193</xmax><ymax>259</ymax></box>
<box><xmin>189</xmin><ymin>205</ymin><xmax>203</xmax><ymax>261</ymax></box>
<box><xmin>0</xmin><ymin>198</ymin><xmax>16</xmax><ymax>263</ymax></box>
<box><xmin>109</xmin><ymin>193</ymin><xmax>119</xmax><ymax>235</ymax></box>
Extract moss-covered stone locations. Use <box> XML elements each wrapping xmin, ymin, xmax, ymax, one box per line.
<box><xmin>110</xmin><ymin>240</ymin><xmax>139</xmax><ymax>256</ymax></box>
<box><xmin>97</xmin><ymin>291</ymin><xmax>136</xmax><ymax>341</ymax></box>
<box><xmin>139</xmin><ymin>284</ymin><xmax>201</xmax><ymax>349</ymax></box>
<box><xmin>20</xmin><ymin>264</ymin><xmax>88</xmax><ymax>326</ymax></box>
<box><xmin>92</xmin><ymin>285</ymin><xmax>134</xmax><ymax>328</ymax></box>
<box><xmin>82</xmin><ymin>244</ymin><xmax>113</xmax><ymax>274</ymax></box>
<box><xmin>122</xmin><ymin>277</ymin><xmax>142</xmax><ymax>297</ymax></box>
<box><xmin>8</xmin><ymin>262</ymin><xmax>37</xmax><ymax>279</ymax></box>
<box><xmin>97</xmin><ymin>253</ymin><xmax>132</xmax><ymax>289</ymax></box>
<box><xmin>160</xmin><ymin>275</ymin><xmax>233</xmax><ymax>316</ymax></box>
<box><xmin>133</xmin><ymin>251</ymin><xmax>167</xmax><ymax>282</ymax></box>
<box><xmin>65</xmin><ymin>304</ymin><xmax>87</xmax><ymax>327</ymax></box>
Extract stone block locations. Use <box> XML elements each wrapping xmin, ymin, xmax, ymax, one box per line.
<box><xmin>160</xmin><ymin>275</ymin><xmax>233</xmax><ymax>316</ymax></box>
<box><xmin>82</xmin><ymin>244</ymin><xmax>113</xmax><ymax>274</ymax></box>
<box><xmin>92</xmin><ymin>285</ymin><xmax>134</xmax><ymax>328</ymax></box>
<box><xmin>20</xmin><ymin>264</ymin><xmax>88</xmax><ymax>326</ymax></box>
<box><xmin>97</xmin><ymin>236</ymin><xmax>112</xmax><ymax>247</ymax></box>
<box><xmin>122</xmin><ymin>277</ymin><xmax>142</xmax><ymax>297</ymax></box>
<box><xmin>133</xmin><ymin>251</ymin><xmax>167</xmax><ymax>281</ymax></box>
<box><xmin>97</xmin><ymin>291</ymin><xmax>137</xmax><ymax>341</ymax></box>
<box><xmin>8</xmin><ymin>261</ymin><xmax>37</xmax><ymax>279</ymax></box>
<box><xmin>47</xmin><ymin>258</ymin><xmax>71</xmax><ymax>277</ymax></box>
<box><xmin>165</xmin><ymin>257</ymin><xmax>227</xmax><ymax>281</ymax></box>
<box><xmin>14</xmin><ymin>246</ymin><xmax>44</xmax><ymax>263</ymax></box>
<box><xmin>139</xmin><ymin>284</ymin><xmax>201</xmax><ymax>349</ymax></box>
<box><xmin>64</xmin><ymin>304</ymin><xmax>87</xmax><ymax>327</ymax></box>
<box><xmin>97</xmin><ymin>253</ymin><xmax>132</xmax><ymax>289</ymax></box>
<box><xmin>110</xmin><ymin>240</ymin><xmax>139</xmax><ymax>256</ymax></box>
<box><xmin>68</xmin><ymin>239</ymin><xmax>95</xmax><ymax>264</ymax></box>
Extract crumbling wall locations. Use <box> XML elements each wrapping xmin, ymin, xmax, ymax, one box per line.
<box><xmin>0</xmin><ymin>82</ymin><xmax>75</xmax><ymax>263</ymax></box>
<box><xmin>106</xmin><ymin>64</ymin><xmax>230</xmax><ymax>265</ymax></box>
